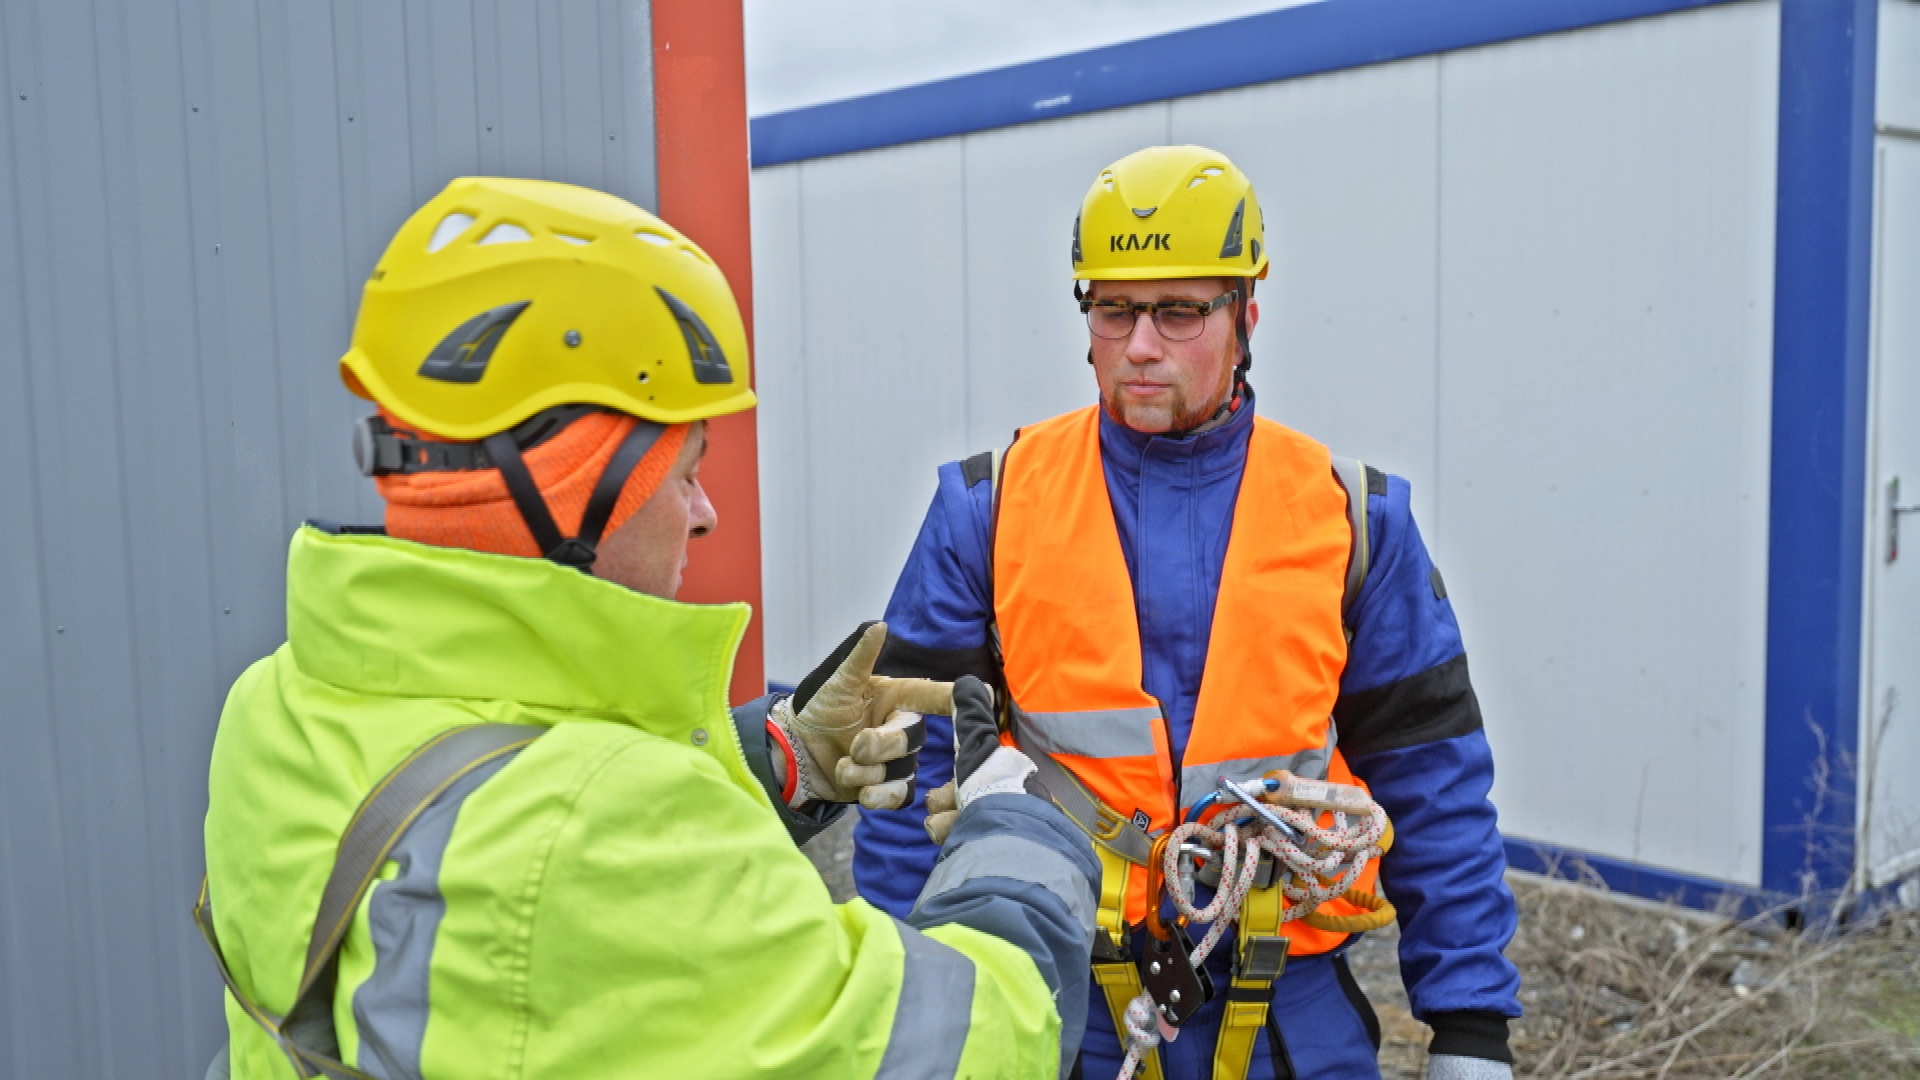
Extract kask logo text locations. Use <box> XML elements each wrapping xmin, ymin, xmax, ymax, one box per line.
<box><xmin>1110</xmin><ymin>233</ymin><xmax>1172</xmax><ymax>252</ymax></box>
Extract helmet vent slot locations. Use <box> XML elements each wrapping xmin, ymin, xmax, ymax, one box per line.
<box><xmin>418</xmin><ymin>300</ymin><xmax>532</xmax><ymax>384</ymax></box>
<box><xmin>427</xmin><ymin>213</ymin><xmax>475</xmax><ymax>253</ymax></box>
<box><xmin>655</xmin><ymin>286</ymin><xmax>735</xmax><ymax>386</ymax></box>
<box><xmin>636</xmin><ymin>230</ymin><xmax>674</xmax><ymax>246</ymax></box>
<box><xmin>554</xmin><ymin>231</ymin><xmax>592</xmax><ymax>246</ymax></box>
<box><xmin>477</xmin><ymin>222</ymin><xmax>533</xmax><ymax>246</ymax></box>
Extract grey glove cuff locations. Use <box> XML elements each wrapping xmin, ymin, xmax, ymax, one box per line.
<box><xmin>1427</xmin><ymin>1055</ymin><xmax>1513</xmax><ymax>1080</ymax></box>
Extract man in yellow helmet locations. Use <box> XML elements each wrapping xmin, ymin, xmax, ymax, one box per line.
<box><xmin>853</xmin><ymin>147</ymin><xmax>1522</xmax><ymax>1080</ymax></box>
<box><xmin>198</xmin><ymin>177</ymin><xmax>1097</xmax><ymax>1079</ymax></box>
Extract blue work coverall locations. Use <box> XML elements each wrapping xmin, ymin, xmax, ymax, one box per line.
<box><xmin>854</xmin><ymin>392</ymin><xmax>1522</xmax><ymax>1079</ymax></box>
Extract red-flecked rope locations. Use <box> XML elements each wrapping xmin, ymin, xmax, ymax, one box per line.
<box><xmin>1115</xmin><ymin>799</ymin><xmax>1389</xmax><ymax>1080</ymax></box>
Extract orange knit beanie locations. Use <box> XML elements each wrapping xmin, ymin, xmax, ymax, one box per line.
<box><xmin>376</xmin><ymin>408</ymin><xmax>690</xmax><ymax>559</ymax></box>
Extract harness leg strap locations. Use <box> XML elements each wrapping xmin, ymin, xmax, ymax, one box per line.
<box><xmin>1211</xmin><ymin>879</ymin><xmax>1288</xmax><ymax>1080</ymax></box>
<box><xmin>1090</xmin><ymin>848</ymin><xmax>1163</xmax><ymax>1080</ymax></box>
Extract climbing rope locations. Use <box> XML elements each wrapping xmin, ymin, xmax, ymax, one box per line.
<box><xmin>1115</xmin><ymin>776</ymin><xmax>1395</xmax><ymax>1080</ymax></box>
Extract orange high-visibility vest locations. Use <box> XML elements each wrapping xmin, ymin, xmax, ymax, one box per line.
<box><xmin>993</xmin><ymin>405</ymin><xmax>1379</xmax><ymax>956</ymax></box>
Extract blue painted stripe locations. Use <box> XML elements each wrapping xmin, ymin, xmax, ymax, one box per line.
<box><xmin>750</xmin><ymin>0</ymin><xmax>1738</xmax><ymax>167</ymax></box>
<box><xmin>1759</xmin><ymin>0</ymin><xmax>1879</xmax><ymax>896</ymax></box>
<box><xmin>1506</xmin><ymin>838</ymin><xmax>1912</xmax><ymax>929</ymax></box>
<box><xmin>1503</xmin><ymin>838</ymin><xmax>1778</xmax><ymax>916</ymax></box>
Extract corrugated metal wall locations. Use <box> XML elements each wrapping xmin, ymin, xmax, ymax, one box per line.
<box><xmin>752</xmin><ymin>2</ymin><xmax>1780</xmax><ymax>884</ymax></box>
<box><xmin>0</xmin><ymin>2</ymin><xmax>655</xmax><ymax>1074</ymax></box>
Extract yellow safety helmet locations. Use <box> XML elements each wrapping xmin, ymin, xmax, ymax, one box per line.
<box><xmin>1071</xmin><ymin>145</ymin><xmax>1268</xmax><ymax>281</ymax></box>
<box><xmin>341</xmin><ymin>176</ymin><xmax>754</xmax><ymax>441</ymax></box>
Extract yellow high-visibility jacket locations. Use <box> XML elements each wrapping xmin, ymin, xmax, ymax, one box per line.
<box><xmin>204</xmin><ymin>525</ymin><xmax>1089</xmax><ymax>1079</ymax></box>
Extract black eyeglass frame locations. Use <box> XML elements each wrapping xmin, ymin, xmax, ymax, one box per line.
<box><xmin>1077</xmin><ymin>288</ymin><xmax>1240</xmax><ymax>341</ymax></box>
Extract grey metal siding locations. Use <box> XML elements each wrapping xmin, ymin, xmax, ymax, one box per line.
<box><xmin>0</xmin><ymin>2</ymin><xmax>654</xmax><ymax>1075</ymax></box>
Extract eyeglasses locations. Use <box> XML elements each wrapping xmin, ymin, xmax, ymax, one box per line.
<box><xmin>1079</xmin><ymin>289</ymin><xmax>1237</xmax><ymax>342</ymax></box>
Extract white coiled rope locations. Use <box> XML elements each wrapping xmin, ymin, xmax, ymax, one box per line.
<box><xmin>1115</xmin><ymin>797</ymin><xmax>1388</xmax><ymax>1080</ymax></box>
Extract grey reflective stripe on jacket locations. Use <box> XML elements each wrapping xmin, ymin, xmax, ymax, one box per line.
<box><xmin>1015</xmin><ymin>706</ymin><xmax>1160</xmax><ymax>759</ymax></box>
<box><xmin>350</xmin><ymin>751</ymin><xmax>523</xmax><ymax>1079</ymax></box>
<box><xmin>1179</xmin><ymin>746</ymin><xmax>1333</xmax><ymax>812</ymax></box>
<box><xmin>872</xmin><ymin>922</ymin><xmax>977</xmax><ymax>1080</ymax></box>
<box><xmin>913</xmin><ymin>832</ymin><xmax>1098</xmax><ymax>940</ymax></box>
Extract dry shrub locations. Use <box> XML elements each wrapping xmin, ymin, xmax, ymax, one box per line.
<box><xmin>1357</xmin><ymin>872</ymin><xmax>1920</xmax><ymax>1079</ymax></box>
<box><xmin>1509</xmin><ymin>870</ymin><xmax>1920</xmax><ymax>1078</ymax></box>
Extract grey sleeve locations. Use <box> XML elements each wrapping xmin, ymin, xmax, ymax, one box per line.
<box><xmin>907</xmin><ymin>794</ymin><xmax>1099</xmax><ymax>1077</ymax></box>
<box><xmin>729</xmin><ymin>694</ymin><xmax>846</xmax><ymax>847</ymax></box>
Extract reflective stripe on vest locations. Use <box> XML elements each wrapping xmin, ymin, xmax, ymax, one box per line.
<box><xmin>992</xmin><ymin>405</ymin><xmax>1380</xmax><ymax>954</ymax></box>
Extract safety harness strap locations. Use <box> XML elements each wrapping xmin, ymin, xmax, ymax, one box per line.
<box><xmin>194</xmin><ymin>724</ymin><xmax>543</xmax><ymax>1080</ymax></box>
<box><xmin>1211</xmin><ymin>880</ymin><xmax>1288</xmax><ymax>1079</ymax></box>
<box><xmin>1015</xmin><ymin>715</ymin><xmax>1155</xmax><ymax>866</ymax></box>
<box><xmin>1329</xmin><ymin>456</ymin><xmax>1369</xmax><ymax>628</ymax></box>
<box><xmin>1090</xmin><ymin>847</ymin><xmax>1163</xmax><ymax>1080</ymax></box>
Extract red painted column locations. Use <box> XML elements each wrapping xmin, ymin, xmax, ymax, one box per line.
<box><xmin>652</xmin><ymin>0</ymin><xmax>764</xmax><ymax>703</ymax></box>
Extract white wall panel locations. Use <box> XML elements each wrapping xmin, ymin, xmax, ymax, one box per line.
<box><xmin>750</xmin><ymin>165</ymin><xmax>815</xmax><ymax>684</ymax></box>
<box><xmin>1882</xmin><ymin>0</ymin><xmax>1920</xmax><ymax>133</ymax></box>
<box><xmin>961</xmin><ymin>104</ymin><xmax>1171</xmax><ymax>448</ymax></box>
<box><xmin>785</xmin><ymin>143</ymin><xmax>970</xmax><ymax>675</ymax></box>
<box><xmin>1435</xmin><ymin>2</ymin><xmax>1779</xmax><ymax>884</ymax></box>
<box><xmin>1173</xmin><ymin>58</ymin><xmax>1443</xmax><ymax>533</ymax></box>
<box><xmin>748</xmin><ymin>5</ymin><xmax>1792</xmax><ymax>882</ymax></box>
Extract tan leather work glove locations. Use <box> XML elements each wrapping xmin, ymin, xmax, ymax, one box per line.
<box><xmin>771</xmin><ymin>622</ymin><xmax>951</xmax><ymax>809</ymax></box>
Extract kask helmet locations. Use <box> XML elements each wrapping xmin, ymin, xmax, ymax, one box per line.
<box><xmin>341</xmin><ymin>178</ymin><xmax>754</xmax><ymax>572</ymax></box>
<box><xmin>341</xmin><ymin>176</ymin><xmax>754</xmax><ymax>440</ymax></box>
<box><xmin>1071</xmin><ymin>145</ymin><xmax>1268</xmax><ymax>282</ymax></box>
<box><xmin>1072</xmin><ymin>146</ymin><xmax>1268</xmax><ymax>395</ymax></box>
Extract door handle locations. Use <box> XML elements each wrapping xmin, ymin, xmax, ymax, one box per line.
<box><xmin>1890</xmin><ymin>476</ymin><xmax>1920</xmax><ymax>563</ymax></box>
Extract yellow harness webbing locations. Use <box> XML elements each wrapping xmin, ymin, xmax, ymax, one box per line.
<box><xmin>1091</xmin><ymin>846</ymin><xmax>1163</xmax><ymax>1080</ymax></box>
<box><xmin>1211</xmin><ymin>877</ymin><xmax>1288</xmax><ymax>1078</ymax></box>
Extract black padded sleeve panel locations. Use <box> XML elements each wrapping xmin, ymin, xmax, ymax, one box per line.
<box><xmin>961</xmin><ymin>451</ymin><xmax>996</xmax><ymax>489</ymax></box>
<box><xmin>1333</xmin><ymin>653</ymin><xmax>1484</xmax><ymax>759</ymax></box>
<box><xmin>876</xmin><ymin>635</ymin><xmax>1002</xmax><ymax>687</ymax></box>
<box><xmin>1365</xmin><ymin>465</ymin><xmax>1388</xmax><ymax>497</ymax></box>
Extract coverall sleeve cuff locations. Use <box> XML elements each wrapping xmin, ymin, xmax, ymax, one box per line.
<box><xmin>730</xmin><ymin>694</ymin><xmax>846</xmax><ymax>846</ymax></box>
<box><xmin>1427</xmin><ymin>1011</ymin><xmax>1514</xmax><ymax>1064</ymax></box>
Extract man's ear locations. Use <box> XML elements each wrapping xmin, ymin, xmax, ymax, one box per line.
<box><xmin>1244</xmin><ymin>295</ymin><xmax>1260</xmax><ymax>335</ymax></box>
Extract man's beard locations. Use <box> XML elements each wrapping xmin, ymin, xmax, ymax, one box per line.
<box><xmin>1102</xmin><ymin>376</ymin><xmax>1232</xmax><ymax>434</ymax></box>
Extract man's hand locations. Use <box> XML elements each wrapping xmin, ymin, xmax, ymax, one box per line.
<box><xmin>772</xmin><ymin>623</ymin><xmax>950</xmax><ymax>809</ymax></box>
<box><xmin>923</xmin><ymin>676</ymin><xmax>1044</xmax><ymax>844</ymax></box>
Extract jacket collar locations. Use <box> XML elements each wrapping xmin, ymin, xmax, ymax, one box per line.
<box><xmin>283</xmin><ymin>525</ymin><xmax>748</xmax><ymax>731</ymax></box>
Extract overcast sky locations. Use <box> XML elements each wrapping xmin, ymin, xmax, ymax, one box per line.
<box><xmin>743</xmin><ymin>0</ymin><xmax>1321</xmax><ymax>116</ymax></box>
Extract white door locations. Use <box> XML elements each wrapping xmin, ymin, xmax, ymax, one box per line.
<box><xmin>1864</xmin><ymin>136</ymin><xmax>1920</xmax><ymax>887</ymax></box>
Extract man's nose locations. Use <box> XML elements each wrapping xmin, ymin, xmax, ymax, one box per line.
<box><xmin>1125</xmin><ymin>311</ymin><xmax>1163</xmax><ymax>361</ymax></box>
<box><xmin>688</xmin><ymin>480</ymin><xmax>718</xmax><ymax>539</ymax></box>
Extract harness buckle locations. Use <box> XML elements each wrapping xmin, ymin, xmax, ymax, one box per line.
<box><xmin>1091</xmin><ymin>926</ymin><xmax>1129</xmax><ymax>963</ymax></box>
<box><xmin>1236</xmin><ymin>934</ymin><xmax>1289</xmax><ymax>983</ymax></box>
